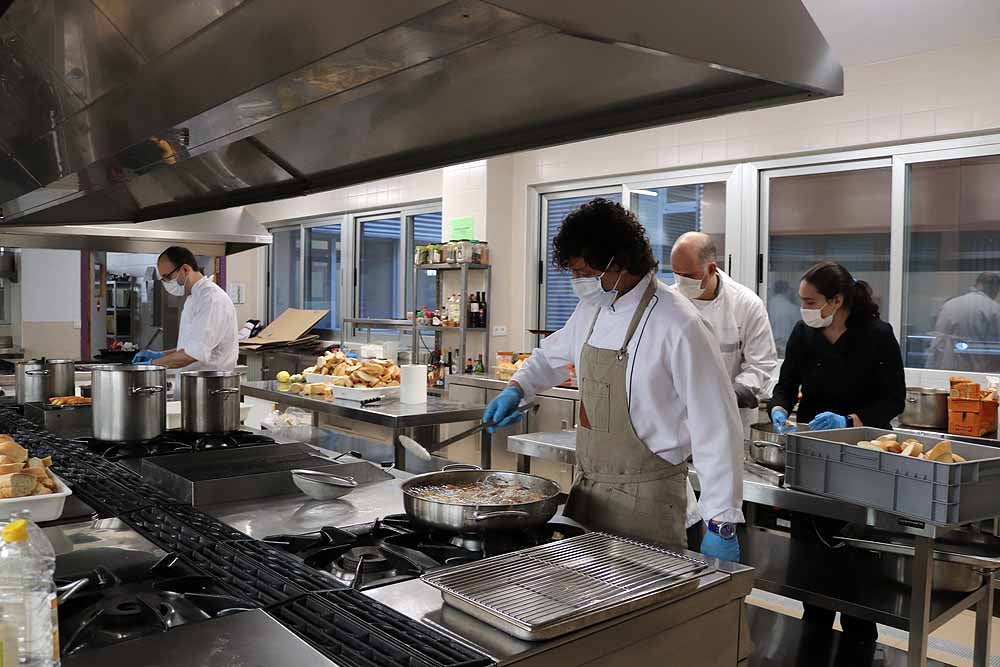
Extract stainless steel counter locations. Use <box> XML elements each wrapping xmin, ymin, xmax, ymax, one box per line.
<box><xmin>243</xmin><ymin>380</ymin><xmax>489</xmax><ymax>470</ymax></box>
<box><xmin>365</xmin><ymin>560</ymin><xmax>753</xmax><ymax>666</ymax></box>
<box><xmin>203</xmin><ymin>465</ymin><xmax>411</xmax><ymax>538</ymax></box>
<box><xmin>447</xmin><ymin>374</ymin><xmax>580</xmax><ymax>400</ymax></box>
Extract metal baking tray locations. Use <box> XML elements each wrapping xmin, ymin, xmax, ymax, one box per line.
<box><xmin>421</xmin><ymin>532</ymin><xmax>711</xmax><ymax>641</ymax></box>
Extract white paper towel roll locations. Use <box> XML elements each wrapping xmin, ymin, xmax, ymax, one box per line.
<box><xmin>400</xmin><ymin>364</ymin><xmax>428</xmax><ymax>404</ymax></box>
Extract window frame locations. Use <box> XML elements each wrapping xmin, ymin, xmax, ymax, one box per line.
<box><xmin>303</xmin><ymin>215</ymin><xmax>348</xmax><ymax>336</ymax></box>
<box><xmin>267</xmin><ymin>223</ymin><xmax>305</xmax><ymax>323</ymax></box>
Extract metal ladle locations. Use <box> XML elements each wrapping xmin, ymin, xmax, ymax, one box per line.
<box><xmin>398</xmin><ymin>403</ymin><xmax>534</xmax><ymax>461</ymax></box>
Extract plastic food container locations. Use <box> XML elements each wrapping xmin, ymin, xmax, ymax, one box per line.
<box><xmin>0</xmin><ymin>472</ymin><xmax>73</xmax><ymax>523</ymax></box>
<box><xmin>786</xmin><ymin>427</ymin><xmax>1000</xmax><ymax>525</ymax></box>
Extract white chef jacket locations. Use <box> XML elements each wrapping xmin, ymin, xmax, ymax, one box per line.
<box><xmin>672</xmin><ymin>270</ymin><xmax>778</xmax><ymax>526</ymax></box>
<box><xmin>176</xmin><ymin>277</ymin><xmax>239</xmax><ymax>372</ymax></box>
<box><xmin>931</xmin><ymin>289</ymin><xmax>1000</xmax><ymax>372</ymax></box>
<box><xmin>681</xmin><ymin>270</ymin><xmax>779</xmax><ymax>418</ymax></box>
<box><xmin>512</xmin><ymin>273</ymin><xmax>744</xmax><ymax>524</ymax></box>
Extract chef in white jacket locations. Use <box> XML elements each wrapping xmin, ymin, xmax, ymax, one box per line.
<box><xmin>132</xmin><ymin>246</ymin><xmax>239</xmax><ymax>372</ymax></box>
<box><xmin>670</xmin><ymin>232</ymin><xmax>779</xmax><ymax>430</ymax></box>
<box><xmin>482</xmin><ymin>198</ymin><xmax>744</xmax><ymax>562</ymax></box>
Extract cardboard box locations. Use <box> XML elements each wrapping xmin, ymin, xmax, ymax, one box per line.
<box><xmin>949</xmin><ymin>408</ymin><xmax>997</xmax><ymax>437</ymax></box>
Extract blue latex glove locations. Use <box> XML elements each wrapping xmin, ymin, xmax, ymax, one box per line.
<box><xmin>809</xmin><ymin>411</ymin><xmax>847</xmax><ymax>431</ymax></box>
<box><xmin>700</xmin><ymin>530</ymin><xmax>741</xmax><ymax>563</ymax></box>
<box><xmin>770</xmin><ymin>406</ymin><xmax>789</xmax><ymax>431</ymax></box>
<box><xmin>483</xmin><ymin>386</ymin><xmax>524</xmax><ymax>433</ymax></box>
<box><xmin>131</xmin><ymin>350</ymin><xmax>163</xmax><ymax>364</ymax></box>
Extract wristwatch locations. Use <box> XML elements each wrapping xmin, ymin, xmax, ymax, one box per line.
<box><xmin>707</xmin><ymin>520</ymin><xmax>737</xmax><ymax>540</ymax></box>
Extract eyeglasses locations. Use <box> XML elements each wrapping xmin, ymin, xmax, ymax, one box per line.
<box><xmin>159</xmin><ymin>265</ymin><xmax>181</xmax><ymax>283</ymax></box>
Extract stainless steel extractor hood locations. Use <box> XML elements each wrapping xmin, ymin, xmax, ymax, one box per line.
<box><xmin>0</xmin><ymin>0</ymin><xmax>842</xmax><ymax>225</ymax></box>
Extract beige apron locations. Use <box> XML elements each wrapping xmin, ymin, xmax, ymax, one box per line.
<box><xmin>563</xmin><ymin>279</ymin><xmax>688</xmax><ymax>550</ymax></box>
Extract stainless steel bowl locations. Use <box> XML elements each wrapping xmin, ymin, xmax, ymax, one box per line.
<box><xmin>291</xmin><ymin>469</ymin><xmax>357</xmax><ymax>500</ymax></box>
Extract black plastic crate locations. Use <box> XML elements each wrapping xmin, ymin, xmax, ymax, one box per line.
<box><xmin>321</xmin><ymin>590</ymin><xmax>493</xmax><ymax>667</ymax></box>
<box><xmin>269</xmin><ymin>595</ymin><xmax>418</xmax><ymax>667</ymax></box>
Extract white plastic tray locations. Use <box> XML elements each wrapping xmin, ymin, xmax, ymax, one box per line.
<box><xmin>0</xmin><ymin>472</ymin><xmax>72</xmax><ymax>522</ymax></box>
<box><xmin>304</xmin><ymin>373</ymin><xmax>400</xmax><ymax>401</ymax></box>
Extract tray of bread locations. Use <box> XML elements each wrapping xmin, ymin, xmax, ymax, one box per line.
<box><xmin>0</xmin><ymin>436</ymin><xmax>72</xmax><ymax>521</ymax></box>
<box><xmin>298</xmin><ymin>350</ymin><xmax>401</xmax><ymax>401</ymax></box>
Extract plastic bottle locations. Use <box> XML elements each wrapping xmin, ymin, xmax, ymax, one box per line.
<box><xmin>0</xmin><ymin>518</ymin><xmax>59</xmax><ymax>666</ymax></box>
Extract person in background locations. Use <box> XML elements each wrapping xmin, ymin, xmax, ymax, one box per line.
<box><xmin>670</xmin><ymin>232</ymin><xmax>778</xmax><ymax>537</ymax></box>
<box><xmin>768</xmin><ymin>279</ymin><xmax>800</xmax><ymax>356</ymax></box>
<box><xmin>670</xmin><ymin>232</ymin><xmax>778</xmax><ymax>427</ymax></box>
<box><xmin>132</xmin><ymin>246</ymin><xmax>238</xmax><ymax>372</ymax></box>
<box><xmin>769</xmin><ymin>261</ymin><xmax>905</xmax><ymax>658</ymax></box>
<box><xmin>930</xmin><ymin>271</ymin><xmax>1000</xmax><ymax>372</ymax></box>
<box><xmin>482</xmin><ymin>198</ymin><xmax>744</xmax><ymax>562</ymax></box>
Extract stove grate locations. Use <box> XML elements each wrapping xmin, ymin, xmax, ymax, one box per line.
<box><xmin>269</xmin><ymin>595</ymin><xmax>424</xmax><ymax>667</ymax></box>
<box><xmin>157</xmin><ymin>504</ymin><xmax>254</xmax><ymax>543</ymax></box>
<box><xmin>183</xmin><ymin>541</ymin><xmax>307</xmax><ymax>607</ymax></box>
<box><xmin>119</xmin><ymin>507</ymin><xmax>224</xmax><ymax>556</ymax></box>
<box><xmin>224</xmin><ymin>539</ymin><xmax>343</xmax><ymax>593</ymax></box>
<box><xmin>320</xmin><ymin>590</ymin><xmax>493</xmax><ymax>667</ymax></box>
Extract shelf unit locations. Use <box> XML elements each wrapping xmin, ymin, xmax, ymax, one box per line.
<box><xmin>342</xmin><ymin>262</ymin><xmax>491</xmax><ymax>372</ymax></box>
<box><xmin>105</xmin><ymin>278</ymin><xmax>138</xmax><ymax>344</ymax></box>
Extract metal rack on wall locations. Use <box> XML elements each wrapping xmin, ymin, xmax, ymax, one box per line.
<box><xmin>105</xmin><ymin>278</ymin><xmax>138</xmax><ymax>342</ymax></box>
<box><xmin>342</xmin><ymin>262</ymin><xmax>491</xmax><ymax>372</ymax></box>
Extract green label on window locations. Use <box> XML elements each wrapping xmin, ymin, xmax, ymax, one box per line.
<box><xmin>449</xmin><ymin>216</ymin><xmax>475</xmax><ymax>241</ymax></box>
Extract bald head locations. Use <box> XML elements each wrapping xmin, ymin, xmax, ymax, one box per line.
<box><xmin>670</xmin><ymin>232</ymin><xmax>719</xmax><ymax>300</ymax></box>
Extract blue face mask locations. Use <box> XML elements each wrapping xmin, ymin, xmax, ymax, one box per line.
<box><xmin>570</xmin><ymin>259</ymin><xmax>621</xmax><ymax>308</ymax></box>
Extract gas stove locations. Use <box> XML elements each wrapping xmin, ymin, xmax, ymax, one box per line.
<box><xmin>264</xmin><ymin>514</ymin><xmax>586</xmax><ymax>590</ymax></box>
<box><xmin>74</xmin><ymin>429</ymin><xmax>276</xmax><ymax>462</ymax></box>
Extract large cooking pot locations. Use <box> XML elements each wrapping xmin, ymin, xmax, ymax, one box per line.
<box><xmin>402</xmin><ymin>467</ymin><xmax>561</xmax><ymax>533</ymax></box>
<box><xmin>91</xmin><ymin>365</ymin><xmax>166</xmax><ymax>442</ymax></box>
<box><xmin>181</xmin><ymin>370</ymin><xmax>241</xmax><ymax>433</ymax></box>
<box><xmin>15</xmin><ymin>359</ymin><xmax>75</xmax><ymax>405</ymax></box>
<box><xmin>748</xmin><ymin>422</ymin><xmax>811</xmax><ymax>470</ymax></box>
<box><xmin>900</xmin><ymin>387</ymin><xmax>949</xmax><ymax>428</ymax></box>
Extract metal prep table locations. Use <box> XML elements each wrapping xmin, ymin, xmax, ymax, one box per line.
<box><xmin>509</xmin><ymin>429</ymin><xmax>1000</xmax><ymax>667</ymax></box>
<box><xmin>241</xmin><ymin>380</ymin><xmax>488</xmax><ymax>470</ymax></box>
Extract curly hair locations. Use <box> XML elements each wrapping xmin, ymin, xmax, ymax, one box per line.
<box><xmin>552</xmin><ymin>198</ymin><xmax>658</xmax><ymax>275</ymax></box>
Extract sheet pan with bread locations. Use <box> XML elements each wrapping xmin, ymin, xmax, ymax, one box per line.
<box><xmin>286</xmin><ymin>350</ymin><xmax>402</xmax><ymax>400</ymax></box>
<box><xmin>0</xmin><ymin>434</ymin><xmax>72</xmax><ymax>521</ymax></box>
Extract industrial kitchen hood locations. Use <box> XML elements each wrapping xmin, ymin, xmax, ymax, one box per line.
<box><xmin>0</xmin><ymin>0</ymin><xmax>842</xmax><ymax>225</ymax></box>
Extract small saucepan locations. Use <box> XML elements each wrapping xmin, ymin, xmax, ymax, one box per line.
<box><xmin>748</xmin><ymin>422</ymin><xmax>811</xmax><ymax>471</ymax></box>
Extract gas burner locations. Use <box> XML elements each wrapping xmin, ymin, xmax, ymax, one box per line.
<box><xmin>336</xmin><ymin>546</ymin><xmax>395</xmax><ymax>582</ymax></box>
<box><xmin>75</xmin><ymin>430</ymin><xmax>275</xmax><ymax>461</ymax></box>
<box><xmin>57</xmin><ymin>554</ymin><xmax>253</xmax><ymax>656</ymax></box>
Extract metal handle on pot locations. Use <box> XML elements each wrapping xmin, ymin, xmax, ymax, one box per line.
<box><xmin>753</xmin><ymin>440</ymin><xmax>784</xmax><ymax>451</ymax></box>
<box><xmin>211</xmin><ymin>387</ymin><xmax>240</xmax><ymax>396</ymax></box>
<box><xmin>131</xmin><ymin>385</ymin><xmax>164</xmax><ymax>395</ymax></box>
<box><xmin>906</xmin><ymin>397</ymin><xmax>918</xmax><ymax>403</ymax></box>
<box><xmin>443</xmin><ymin>463</ymin><xmax>481</xmax><ymax>471</ymax></box>
<box><xmin>473</xmin><ymin>510</ymin><xmax>530</xmax><ymax>521</ymax></box>
<box><xmin>25</xmin><ymin>370</ymin><xmax>49</xmax><ymax>376</ymax></box>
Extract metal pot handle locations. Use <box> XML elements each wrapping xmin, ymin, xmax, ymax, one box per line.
<box><xmin>473</xmin><ymin>510</ymin><xmax>530</xmax><ymax>521</ymax></box>
<box><xmin>131</xmin><ymin>385</ymin><xmax>164</xmax><ymax>395</ymax></box>
<box><xmin>753</xmin><ymin>440</ymin><xmax>785</xmax><ymax>451</ymax></box>
<box><xmin>211</xmin><ymin>387</ymin><xmax>240</xmax><ymax>395</ymax></box>
<box><xmin>25</xmin><ymin>370</ymin><xmax>49</xmax><ymax>376</ymax></box>
<box><xmin>906</xmin><ymin>397</ymin><xmax>918</xmax><ymax>403</ymax></box>
<box><xmin>443</xmin><ymin>463</ymin><xmax>481</xmax><ymax>471</ymax></box>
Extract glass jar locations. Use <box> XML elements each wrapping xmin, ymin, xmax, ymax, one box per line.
<box><xmin>455</xmin><ymin>240</ymin><xmax>473</xmax><ymax>263</ymax></box>
<box><xmin>414</xmin><ymin>245</ymin><xmax>428</xmax><ymax>265</ymax></box>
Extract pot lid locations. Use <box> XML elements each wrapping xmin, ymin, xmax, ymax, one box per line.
<box><xmin>906</xmin><ymin>387</ymin><xmax>950</xmax><ymax>395</ymax></box>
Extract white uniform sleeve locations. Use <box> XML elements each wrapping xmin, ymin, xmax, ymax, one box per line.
<box><xmin>510</xmin><ymin>306</ymin><xmax>585</xmax><ymax>401</ymax></box>
<box><xmin>180</xmin><ymin>295</ymin><xmax>226</xmax><ymax>363</ymax></box>
<box><xmin>734</xmin><ymin>294</ymin><xmax>779</xmax><ymax>396</ymax></box>
<box><xmin>669</xmin><ymin>317</ymin><xmax>745</xmax><ymax>524</ymax></box>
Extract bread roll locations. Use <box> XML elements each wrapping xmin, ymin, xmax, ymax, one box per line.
<box><xmin>0</xmin><ymin>473</ymin><xmax>35</xmax><ymax>498</ymax></box>
<box><xmin>0</xmin><ymin>463</ymin><xmax>24</xmax><ymax>474</ymax></box>
<box><xmin>0</xmin><ymin>440</ymin><xmax>27</xmax><ymax>463</ymax></box>
<box><xmin>926</xmin><ymin>440</ymin><xmax>953</xmax><ymax>462</ymax></box>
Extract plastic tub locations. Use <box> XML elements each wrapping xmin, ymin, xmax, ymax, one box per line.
<box><xmin>785</xmin><ymin>427</ymin><xmax>1000</xmax><ymax>526</ymax></box>
<box><xmin>0</xmin><ymin>472</ymin><xmax>73</xmax><ymax>522</ymax></box>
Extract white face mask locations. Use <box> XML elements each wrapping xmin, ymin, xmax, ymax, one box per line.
<box><xmin>161</xmin><ymin>267</ymin><xmax>187</xmax><ymax>297</ymax></box>
<box><xmin>801</xmin><ymin>301</ymin><xmax>836</xmax><ymax>328</ymax></box>
<box><xmin>571</xmin><ymin>259</ymin><xmax>621</xmax><ymax>308</ymax></box>
<box><xmin>674</xmin><ymin>274</ymin><xmax>705</xmax><ymax>300</ymax></box>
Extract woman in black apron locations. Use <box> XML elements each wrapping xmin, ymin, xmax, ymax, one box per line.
<box><xmin>770</xmin><ymin>261</ymin><xmax>905</xmax><ymax>659</ymax></box>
